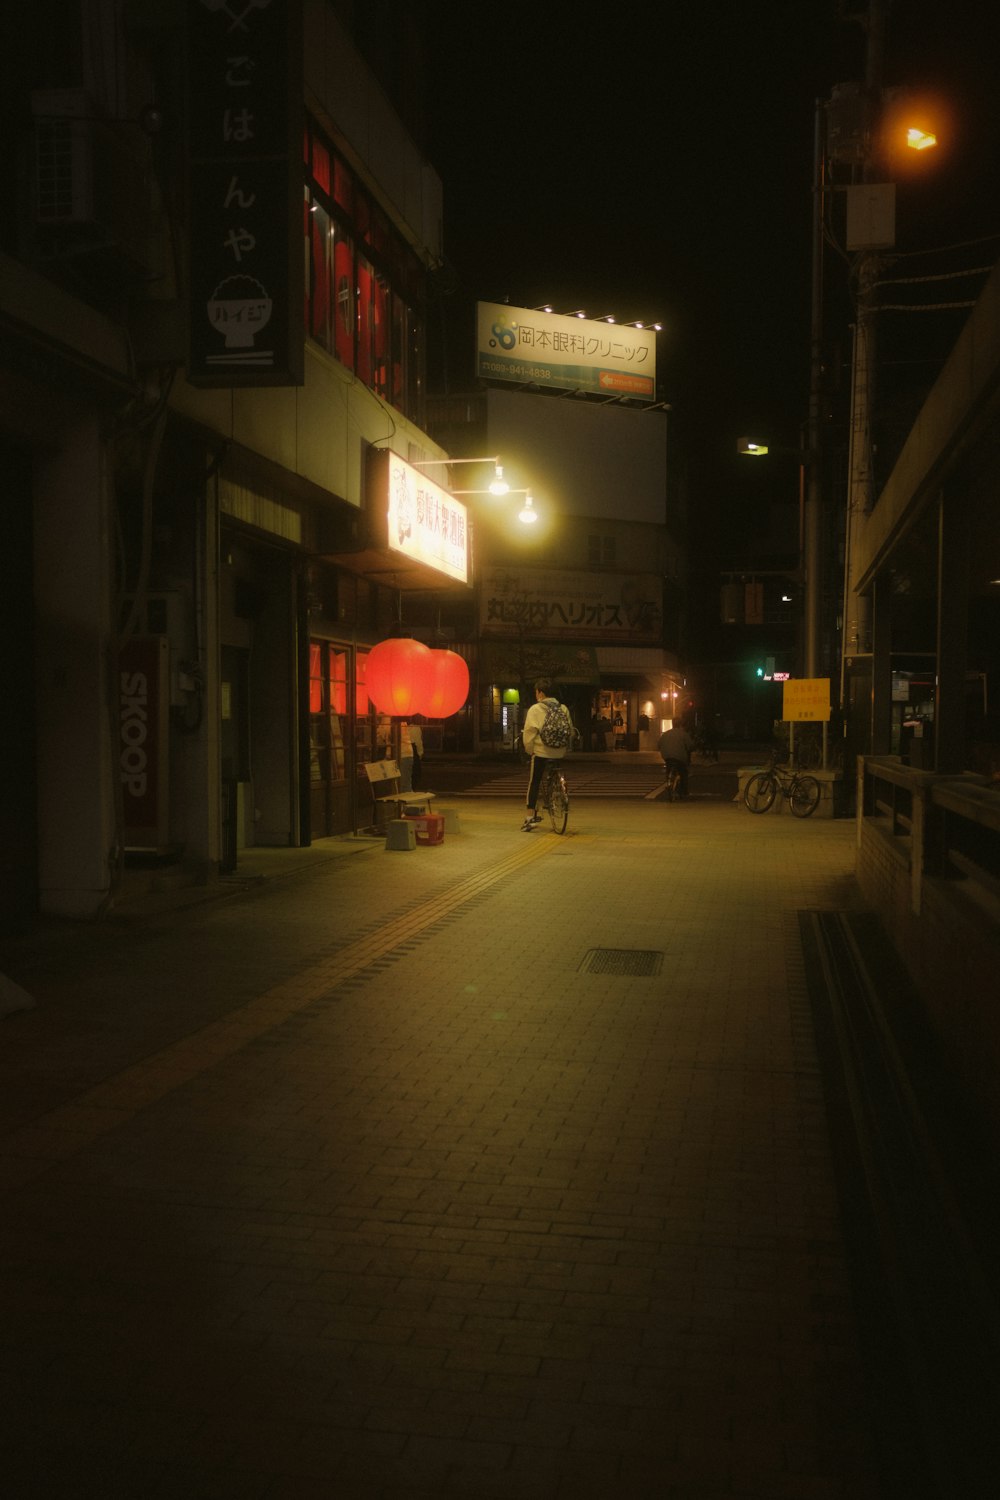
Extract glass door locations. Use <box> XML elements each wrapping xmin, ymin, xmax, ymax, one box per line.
<box><xmin>308</xmin><ymin>640</ymin><xmax>350</xmax><ymax>835</ymax></box>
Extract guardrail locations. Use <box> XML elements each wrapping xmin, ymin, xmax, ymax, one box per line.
<box><xmin>858</xmin><ymin>756</ymin><xmax>1000</xmax><ymax>1152</ymax></box>
<box><xmin>862</xmin><ymin>756</ymin><xmax>1000</xmax><ymax>916</ymax></box>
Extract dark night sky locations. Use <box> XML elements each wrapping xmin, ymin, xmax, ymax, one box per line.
<box><xmin>422</xmin><ymin>0</ymin><xmax>1000</xmax><ymax>529</ymax></box>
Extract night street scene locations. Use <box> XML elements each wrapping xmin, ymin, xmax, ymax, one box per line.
<box><xmin>2</xmin><ymin>1</ymin><xmax>1000</xmax><ymax>1495</ymax></box>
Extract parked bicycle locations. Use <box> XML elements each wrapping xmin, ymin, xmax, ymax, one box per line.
<box><xmin>743</xmin><ymin>757</ymin><xmax>821</xmax><ymax>818</ymax></box>
<box><xmin>782</xmin><ymin>725</ymin><xmax>845</xmax><ymax>773</ymax></box>
<box><xmin>538</xmin><ymin>761</ymin><xmax>569</xmax><ymax>834</ymax></box>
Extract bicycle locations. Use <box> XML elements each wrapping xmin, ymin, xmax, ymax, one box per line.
<box><xmin>662</xmin><ymin>760</ymin><xmax>683</xmax><ymax>802</ymax></box>
<box><xmin>538</xmin><ymin>761</ymin><xmax>569</xmax><ymax>834</ymax></box>
<box><xmin>786</xmin><ymin>727</ymin><xmax>845</xmax><ymax>774</ymax></box>
<box><xmin>691</xmin><ymin>728</ymin><xmax>719</xmax><ymax>763</ymax></box>
<box><xmin>743</xmin><ymin>757</ymin><xmax>821</xmax><ymax>818</ymax></box>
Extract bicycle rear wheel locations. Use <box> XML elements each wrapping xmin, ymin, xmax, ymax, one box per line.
<box><xmin>744</xmin><ymin>772</ymin><xmax>776</xmax><ymax>813</ymax></box>
<box><xmin>790</xmin><ymin>774</ymin><xmax>821</xmax><ymax>817</ymax></box>
<box><xmin>547</xmin><ymin>771</ymin><xmax>569</xmax><ymax>834</ymax></box>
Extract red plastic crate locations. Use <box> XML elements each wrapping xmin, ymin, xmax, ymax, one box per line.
<box><xmin>412</xmin><ymin>813</ymin><xmax>444</xmax><ymax>845</ymax></box>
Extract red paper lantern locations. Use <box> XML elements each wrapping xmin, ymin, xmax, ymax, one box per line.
<box><xmin>422</xmin><ymin>649</ymin><xmax>470</xmax><ymax>718</ymax></box>
<box><xmin>365</xmin><ymin>637</ymin><xmax>432</xmax><ymax>716</ymax></box>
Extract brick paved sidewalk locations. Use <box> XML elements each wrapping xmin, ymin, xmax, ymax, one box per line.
<box><xmin>0</xmin><ymin>800</ymin><xmax>883</xmax><ymax>1498</ymax></box>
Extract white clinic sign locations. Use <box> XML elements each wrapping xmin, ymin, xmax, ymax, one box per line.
<box><xmin>476</xmin><ymin>302</ymin><xmax>656</xmax><ymax>399</ymax></box>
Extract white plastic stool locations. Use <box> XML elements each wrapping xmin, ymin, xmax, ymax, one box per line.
<box><xmin>384</xmin><ymin>819</ymin><xmax>416</xmax><ymax>851</ymax></box>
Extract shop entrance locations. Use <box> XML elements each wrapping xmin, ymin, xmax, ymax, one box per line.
<box><xmin>308</xmin><ymin>640</ymin><xmax>352</xmax><ymax>836</ymax></box>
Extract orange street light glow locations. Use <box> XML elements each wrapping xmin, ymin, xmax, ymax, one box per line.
<box><xmin>907</xmin><ymin>126</ymin><xmax>937</xmax><ymax>151</ymax></box>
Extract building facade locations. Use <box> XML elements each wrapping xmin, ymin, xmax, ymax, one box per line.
<box><xmin>0</xmin><ymin>0</ymin><xmax>460</xmax><ymax>930</ymax></box>
<box><xmin>426</xmin><ymin>329</ymin><xmax>687</xmax><ymax>754</ymax></box>
<box><xmin>852</xmin><ymin>257</ymin><xmax>1000</xmax><ymax>1146</ymax></box>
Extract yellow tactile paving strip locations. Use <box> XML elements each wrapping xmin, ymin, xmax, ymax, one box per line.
<box><xmin>0</xmin><ymin>836</ymin><xmax>558</xmax><ymax>1187</ymax></box>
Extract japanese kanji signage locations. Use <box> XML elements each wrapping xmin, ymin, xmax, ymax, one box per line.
<box><xmin>481</xmin><ymin>567</ymin><xmax>662</xmax><ymax>643</ymax></box>
<box><xmin>476</xmin><ymin>303</ymin><xmax>657</xmax><ymax>399</ymax></box>
<box><xmin>782</xmin><ymin>678</ymin><xmax>831</xmax><ymax>722</ymax></box>
<box><xmin>186</xmin><ymin>0</ymin><xmax>303</xmax><ymax>386</ymax></box>
<box><xmin>370</xmin><ymin>452</ymin><xmax>469</xmax><ymax>585</ymax></box>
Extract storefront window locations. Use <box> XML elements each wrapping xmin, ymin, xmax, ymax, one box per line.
<box><xmin>311</xmin><ymin>134</ymin><xmax>331</xmax><ymax>197</ymax></box>
<box><xmin>333</xmin><ymin>156</ymin><xmax>352</xmax><ymax>216</ymax></box>
<box><xmin>328</xmin><ymin>650</ymin><xmax>347</xmax><ymax>778</ymax></box>
<box><xmin>309</xmin><ymin>641</ymin><xmax>347</xmax><ymax>784</ymax></box>
<box><xmin>303</xmin><ymin>117</ymin><xmax>424</xmax><ymax>423</ymax></box>
<box><xmin>334</xmin><ymin>231</ymin><xmax>354</xmax><ymax>369</ymax></box>
<box><xmin>306</xmin><ymin>198</ymin><xmax>332</xmax><ymax>349</ymax></box>
<box><xmin>355</xmin><ymin>652</ymin><xmax>373</xmax><ymax>765</ymax></box>
<box><xmin>357</xmin><ymin>254</ymin><xmax>374</xmax><ymax>386</ymax></box>
<box><xmin>373</xmin><ymin>271</ymin><xmax>390</xmax><ymax>399</ymax></box>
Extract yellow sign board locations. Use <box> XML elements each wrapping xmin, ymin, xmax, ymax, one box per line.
<box><xmin>782</xmin><ymin>677</ymin><xmax>831</xmax><ymax>722</ymax></box>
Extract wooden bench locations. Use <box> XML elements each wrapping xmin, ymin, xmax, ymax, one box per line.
<box><xmin>364</xmin><ymin>759</ymin><xmax>435</xmax><ymax>822</ymax></box>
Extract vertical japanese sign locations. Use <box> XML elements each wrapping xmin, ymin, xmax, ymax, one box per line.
<box><xmin>119</xmin><ymin>637</ymin><xmax>170</xmax><ymax>851</ymax></box>
<box><xmin>366</xmin><ymin>451</ymin><xmax>469</xmax><ymax>584</ymax></box>
<box><xmin>186</xmin><ymin>0</ymin><xmax>303</xmax><ymax>386</ymax></box>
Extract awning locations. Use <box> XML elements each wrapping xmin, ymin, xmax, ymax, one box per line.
<box><xmin>479</xmin><ymin>641</ymin><xmax>600</xmax><ymax>686</ymax></box>
<box><xmin>599</xmin><ymin>673</ymin><xmax>661</xmax><ymax>693</ymax></box>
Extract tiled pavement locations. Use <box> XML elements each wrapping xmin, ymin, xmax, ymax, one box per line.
<box><xmin>0</xmin><ymin>798</ymin><xmax>885</xmax><ymax>1499</ymax></box>
<box><xmin>421</xmin><ymin>751</ymin><xmax>737</xmax><ymax>802</ymax></box>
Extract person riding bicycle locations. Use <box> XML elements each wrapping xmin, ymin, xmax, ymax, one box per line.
<box><xmin>520</xmin><ymin>679</ymin><xmax>572</xmax><ymax>831</ymax></box>
<box><xmin>657</xmin><ymin>720</ymin><xmax>695</xmax><ymax>800</ymax></box>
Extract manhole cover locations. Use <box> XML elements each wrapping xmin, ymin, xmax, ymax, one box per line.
<box><xmin>579</xmin><ymin>948</ymin><xmax>664</xmax><ymax>976</ymax></box>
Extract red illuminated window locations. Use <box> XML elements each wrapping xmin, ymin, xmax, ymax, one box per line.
<box><xmin>311</xmin><ymin>135</ymin><xmax>331</xmax><ymax>197</ymax></box>
<box><xmin>373</xmin><ymin>272</ymin><xmax>389</xmax><ymax>398</ymax></box>
<box><xmin>304</xmin><ymin>117</ymin><xmax>425</xmax><ymax>422</ymax></box>
<box><xmin>334</xmin><ymin>235</ymin><xmax>354</xmax><ymax>369</ymax></box>
<box><xmin>357</xmin><ymin>256</ymin><xmax>374</xmax><ymax>386</ymax></box>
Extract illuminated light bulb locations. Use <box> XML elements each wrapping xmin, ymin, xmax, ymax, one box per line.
<box><xmin>489</xmin><ymin>464</ymin><xmax>509</xmax><ymax>497</ymax></box>
<box><xmin>518</xmin><ymin>492</ymin><xmax>538</xmax><ymax>524</ymax></box>
<box><xmin>907</xmin><ymin>126</ymin><xmax>937</xmax><ymax>151</ymax></box>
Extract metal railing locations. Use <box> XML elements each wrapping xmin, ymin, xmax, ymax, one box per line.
<box><xmin>861</xmin><ymin>756</ymin><xmax>1000</xmax><ymax>915</ymax></box>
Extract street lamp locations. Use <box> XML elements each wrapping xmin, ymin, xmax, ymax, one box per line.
<box><xmin>450</xmin><ymin>485</ymin><xmax>539</xmax><ymax>525</ymax></box>
<box><xmin>412</xmin><ymin>455</ymin><xmax>509</xmax><ymax>495</ymax></box>
<box><xmin>823</xmin><ymin>45</ymin><xmax>940</xmax><ymax>730</ymax></box>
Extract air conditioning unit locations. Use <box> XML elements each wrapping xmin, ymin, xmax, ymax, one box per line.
<box><xmin>32</xmin><ymin>89</ymin><xmax>98</xmax><ymax>225</ymax></box>
<box><xmin>31</xmin><ymin>87</ymin><xmax>152</xmax><ymax>269</ymax></box>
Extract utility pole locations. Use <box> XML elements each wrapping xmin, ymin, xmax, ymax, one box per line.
<box><xmin>841</xmin><ymin>0</ymin><xmax>888</xmax><ymax>742</ymax></box>
<box><xmin>804</xmin><ymin>100</ymin><xmax>825</xmax><ymax>680</ymax></box>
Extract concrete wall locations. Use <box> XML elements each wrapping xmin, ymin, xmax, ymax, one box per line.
<box><xmin>857</xmin><ymin>805</ymin><xmax>1000</xmax><ymax>1151</ymax></box>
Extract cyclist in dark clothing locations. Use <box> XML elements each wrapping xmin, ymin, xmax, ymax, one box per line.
<box><xmin>658</xmin><ymin>722</ymin><xmax>695</xmax><ymax>799</ymax></box>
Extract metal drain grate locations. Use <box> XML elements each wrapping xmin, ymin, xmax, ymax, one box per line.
<box><xmin>579</xmin><ymin>948</ymin><xmax>664</xmax><ymax>976</ymax></box>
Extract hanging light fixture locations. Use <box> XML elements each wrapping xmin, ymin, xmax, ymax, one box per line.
<box><xmin>488</xmin><ymin>464</ymin><xmax>509</xmax><ymax>496</ymax></box>
<box><xmin>518</xmin><ymin>491</ymin><xmax>538</xmax><ymax>525</ymax></box>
